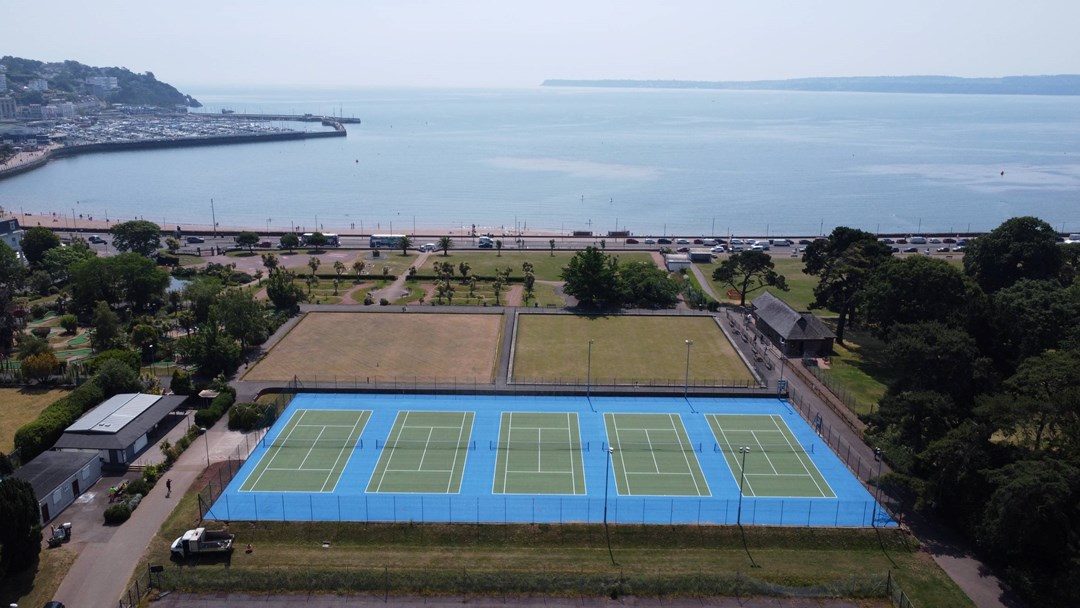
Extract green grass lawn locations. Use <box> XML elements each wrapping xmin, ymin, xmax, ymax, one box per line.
<box><xmin>817</xmin><ymin>324</ymin><xmax>893</xmax><ymax>416</ymax></box>
<box><xmin>0</xmin><ymin>387</ymin><xmax>71</xmax><ymax>452</ymax></box>
<box><xmin>134</xmin><ymin>481</ymin><xmax>971</xmax><ymax>606</ymax></box>
<box><xmin>703</xmin><ymin>255</ymin><xmax>818</xmax><ymax>311</ymax></box>
<box><xmin>422</xmin><ymin>251</ymin><xmax>655</xmax><ymax>282</ymax></box>
<box><xmin>513</xmin><ymin>315</ymin><xmax>753</xmax><ymax>385</ymax></box>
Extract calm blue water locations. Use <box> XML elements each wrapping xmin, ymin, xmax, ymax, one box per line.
<box><xmin>3</xmin><ymin>86</ymin><xmax>1079</xmax><ymax>236</ymax></box>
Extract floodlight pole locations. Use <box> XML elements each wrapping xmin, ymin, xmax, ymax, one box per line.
<box><xmin>586</xmin><ymin>339</ymin><xmax>594</xmax><ymax>398</ymax></box>
<box><xmin>737</xmin><ymin>446</ymin><xmax>750</xmax><ymax>525</ymax></box>
<box><xmin>684</xmin><ymin>339</ymin><xmax>693</xmax><ymax>399</ymax></box>
<box><xmin>778</xmin><ymin>338</ymin><xmax>786</xmax><ymax>393</ymax></box>
<box><xmin>200</xmin><ymin>427</ymin><xmax>211</xmax><ymax>469</ymax></box>
<box><xmin>872</xmin><ymin>447</ymin><xmax>883</xmax><ymax>526</ymax></box>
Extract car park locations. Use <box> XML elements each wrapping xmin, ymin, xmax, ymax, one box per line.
<box><xmin>186</xmin><ymin>236</ymin><xmax>205</xmax><ymax>244</ymax></box>
<box><xmin>625</xmin><ymin>238</ymin><xmax>639</xmax><ymax>244</ymax></box>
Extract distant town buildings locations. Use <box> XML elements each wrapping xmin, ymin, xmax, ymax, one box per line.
<box><xmin>28</xmin><ymin>77</ymin><xmax>49</xmax><ymax>92</ymax></box>
<box><xmin>0</xmin><ymin>64</ymin><xmax>7</xmax><ymax>93</ymax></box>
<box><xmin>0</xmin><ymin>96</ymin><xmax>15</xmax><ymax>120</ymax></box>
<box><xmin>0</xmin><ymin>218</ymin><xmax>25</xmax><ymax>258</ymax></box>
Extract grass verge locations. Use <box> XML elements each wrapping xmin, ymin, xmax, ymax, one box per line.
<box><xmin>0</xmin><ymin>545</ymin><xmax>77</xmax><ymax>608</ymax></box>
<box><xmin>0</xmin><ymin>387</ymin><xmax>72</xmax><ymax>452</ymax></box>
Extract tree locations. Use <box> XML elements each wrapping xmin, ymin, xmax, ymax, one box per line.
<box><xmin>549</xmin><ymin>239</ymin><xmax>556</xmax><ymax>257</ymax></box>
<box><xmin>620</xmin><ymin>260</ymin><xmax>680</xmax><ymax>308</ymax></box>
<box><xmin>266</xmin><ymin>269</ymin><xmax>305</xmax><ymax>311</ymax></box>
<box><xmin>279</xmin><ymin>233</ymin><xmax>299</xmax><ymax>252</ymax></box>
<box><xmin>399</xmin><ymin>234</ymin><xmax>413</xmax><ymax>255</ymax></box>
<box><xmin>963</xmin><ymin>216</ymin><xmax>1063</xmax><ymax>293</ymax></box>
<box><xmin>183</xmin><ymin>276</ymin><xmax>224</xmax><ymax>323</ymax></box>
<box><xmin>438</xmin><ymin>236</ymin><xmax>453</xmax><ymax>256</ymax></box>
<box><xmin>110</xmin><ymin>220</ymin><xmax>161</xmax><ymax>256</ymax></box>
<box><xmin>495</xmin><ymin>239</ymin><xmax>502</xmax><ymax>256</ymax></box>
<box><xmin>20</xmin><ymin>226</ymin><xmax>61</xmax><ymax>265</ymax></box>
<box><xmin>978</xmin><ymin>350</ymin><xmax>1080</xmax><ymax>453</ymax></box>
<box><xmin>458</xmin><ymin>261</ymin><xmax>471</xmax><ymax>283</ymax></box>
<box><xmin>0</xmin><ymin>477</ymin><xmax>42</xmax><ymax>581</ymax></box>
<box><xmin>989</xmin><ymin>279</ymin><xmax>1080</xmax><ymax>366</ymax></box>
<box><xmin>41</xmin><ymin>242</ymin><xmax>95</xmax><ymax>283</ymax></box>
<box><xmin>561</xmin><ymin>246</ymin><xmax>622</xmax><ymax>310</ymax></box>
<box><xmin>351</xmin><ymin>260</ymin><xmax>366</xmax><ymax>282</ymax></box>
<box><xmin>236</xmin><ymin>231</ymin><xmax>259</xmax><ymax>253</ymax></box>
<box><xmin>16</xmin><ymin>334</ymin><xmax>51</xmax><ymax>360</ymax></box>
<box><xmin>0</xmin><ymin>241</ymin><xmax>23</xmax><ymax>286</ymax></box>
<box><xmin>261</xmin><ymin>252</ymin><xmax>279</xmax><ymax>274</ymax></box>
<box><xmin>307</xmin><ymin>256</ymin><xmax>321</xmax><ymax>279</ymax></box>
<box><xmin>802</xmin><ymin>227</ymin><xmax>893</xmax><ymax>344</ymax></box>
<box><xmin>882</xmin><ymin>321</ymin><xmax>986</xmax><ymax>408</ymax></box>
<box><xmin>860</xmin><ymin>255</ymin><xmax>969</xmax><ymax>338</ymax></box>
<box><xmin>711</xmin><ymin>250</ymin><xmax>787</xmax><ymax>306</ymax></box>
<box><xmin>213</xmin><ymin>288</ymin><xmax>267</xmax><ymax>351</ymax></box>
<box><xmin>306</xmin><ymin>232</ymin><xmax>328</xmax><ymax>252</ymax></box>
<box><xmin>91</xmin><ymin>300</ymin><xmax>121</xmax><ymax>351</ymax></box>
<box><xmin>175</xmin><ymin>313</ymin><xmax>242</xmax><ymax>377</ymax></box>
<box><xmin>107</xmin><ymin>252</ymin><xmax>169</xmax><ymax>312</ymax></box>
<box><xmin>59</xmin><ymin>313</ymin><xmax>78</xmax><ymax>334</ymax></box>
<box><xmin>165</xmin><ymin>237</ymin><xmax>180</xmax><ymax>254</ymax></box>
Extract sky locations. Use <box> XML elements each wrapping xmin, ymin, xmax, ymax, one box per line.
<box><xmin>3</xmin><ymin>0</ymin><xmax>1078</xmax><ymax>90</ymax></box>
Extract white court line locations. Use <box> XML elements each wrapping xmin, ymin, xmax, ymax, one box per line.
<box><xmin>711</xmin><ymin>415</ymin><xmax>757</xmax><ymax>497</ymax></box>
<box><xmin>769</xmin><ymin>415</ymin><xmax>834</xmax><ymax>497</ymax></box>
<box><xmin>296</xmin><ymin>426</ymin><xmax>328</xmax><ymax>470</ymax></box>
<box><xmin>446</xmin><ymin>412</ymin><xmax>468</xmax><ymax>493</ymax></box>
<box><xmin>749</xmin><ymin>430</ymin><xmax>780</xmax><ymax>475</ymax></box>
<box><xmin>375</xmin><ymin>411</ymin><xmax>409</xmax><ymax>492</ymax></box>
<box><xmin>668</xmin><ymin>413</ymin><xmax>708</xmax><ymax>496</ymax></box>
<box><xmin>608</xmin><ymin>413</ymin><xmax>631</xmax><ymax>496</ymax></box>
<box><xmin>418</xmin><ymin>428</ymin><xmax>435</xmax><ymax>470</ymax></box>
<box><xmin>249</xmin><ymin>409</ymin><xmax>308</xmax><ymax>490</ymax></box>
<box><xmin>321</xmin><ymin>412</ymin><xmax>366</xmax><ymax>492</ymax></box>
<box><xmin>643</xmin><ymin>430</ymin><xmax>662</xmax><ymax>473</ymax></box>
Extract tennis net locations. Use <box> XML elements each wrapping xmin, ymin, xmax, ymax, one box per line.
<box><xmin>375</xmin><ymin>438</ymin><xmax>476</xmax><ymax>451</ymax></box>
<box><xmin>714</xmin><ymin>442</ymin><xmax>814</xmax><ymax>454</ymax></box>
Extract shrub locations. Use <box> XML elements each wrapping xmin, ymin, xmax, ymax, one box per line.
<box><xmin>91</xmin><ymin>359</ymin><xmax>141</xmax><ymax>395</ymax></box>
<box><xmin>228</xmin><ymin>401</ymin><xmax>274</xmax><ymax>431</ymax></box>
<box><xmin>170</xmin><ymin>368</ymin><xmax>194</xmax><ymax>395</ymax></box>
<box><xmin>60</xmin><ymin>314</ymin><xmax>78</xmax><ymax>333</ymax></box>
<box><xmin>29</xmin><ymin>303</ymin><xmax>46</xmax><ymax>319</ymax></box>
<box><xmin>103</xmin><ymin>503</ymin><xmax>132</xmax><ymax>525</ymax></box>
<box><xmin>194</xmin><ymin>387</ymin><xmax>236</xmax><ymax>428</ymax></box>
<box><xmin>127</xmin><ymin>494</ymin><xmax>143</xmax><ymax>510</ymax></box>
<box><xmin>380</xmin><ymin>298</ymin><xmax>390</xmax><ymax>306</ymax></box>
<box><xmin>13</xmin><ymin>381</ymin><xmax>105</xmax><ymax>461</ymax></box>
<box><xmin>30</xmin><ymin>326</ymin><xmax>51</xmax><ymax>339</ymax></box>
<box><xmin>86</xmin><ymin>349</ymin><xmax>141</xmax><ymax>374</ymax></box>
<box><xmin>156</xmin><ymin>253</ymin><xmax>179</xmax><ymax>267</ymax></box>
<box><xmin>126</xmin><ymin>477</ymin><xmax>151</xmax><ymax>497</ymax></box>
<box><xmin>364</xmin><ymin>293</ymin><xmax>374</xmax><ymax>305</ymax></box>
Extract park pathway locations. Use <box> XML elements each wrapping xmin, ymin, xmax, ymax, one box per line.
<box><xmin>371</xmin><ymin>250</ymin><xmax>430</xmax><ymax>302</ymax></box>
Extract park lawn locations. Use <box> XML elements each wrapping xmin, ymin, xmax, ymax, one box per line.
<box><xmin>818</xmin><ymin>325</ymin><xmax>893</xmax><ymax>416</ymax></box>
<box><xmin>0</xmin><ymin>545</ymin><xmax>78</xmax><ymax>608</ymax></box>
<box><xmin>0</xmin><ymin>387</ymin><xmax>71</xmax><ymax>452</ymax></box>
<box><xmin>135</xmin><ymin>491</ymin><xmax>970</xmax><ymax>607</ymax></box>
<box><xmin>513</xmin><ymin>315</ymin><xmax>752</xmax><ymax>385</ymax></box>
<box><xmin>243</xmin><ymin>312</ymin><xmax>502</xmax><ymax>383</ymax></box>
<box><xmin>422</xmin><ymin>251</ymin><xmax>655</xmax><ymax>282</ymax></box>
<box><xmin>704</xmin><ymin>255</ymin><xmax>818</xmax><ymax>311</ymax></box>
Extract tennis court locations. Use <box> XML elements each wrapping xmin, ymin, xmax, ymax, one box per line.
<box><xmin>366</xmin><ymin>411</ymin><xmax>475</xmax><ymax>494</ymax></box>
<box><xmin>210</xmin><ymin>394</ymin><xmax>894</xmax><ymax>527</ymax></box>
<box><xmin>240</xmin><ymin>409</ymin><xmax>369</xmax><ymax>492</ymax></box>
<box><xmin>605</xmin><ymin>413</ymin><xmax>710</xmax><ymax>497</ymax></box>
<box><xmin>492</xmin><ymin>412</ymin><xmax>587</xmax><ymax>495</ymax></box>
<box><xmin>708</xmin><ymin>414</ymin><xmax>834</xmax><ymax>498</ymax></box>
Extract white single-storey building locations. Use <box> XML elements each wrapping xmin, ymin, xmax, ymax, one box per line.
<box><xmin>13</xmin><ymin>450</ymin><xmax>102</xmax><ymax>524</ymax></box>
<box><xmin>52</xmin><ymin>393</ymin><xmax>188</xmax><ymax>467</ymax></box>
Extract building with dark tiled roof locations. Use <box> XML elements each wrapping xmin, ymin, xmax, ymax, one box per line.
<box><xmin>750</xmin><ymin>292</ymin><xmax>835</xmax><ymax>357</ymax></box>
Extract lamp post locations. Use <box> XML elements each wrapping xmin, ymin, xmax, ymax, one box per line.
<box><xmin>603</xmin><ymin>446</ymin><xmax>616</xmax><ymax>565</ymax></box>
<box><xmin>737</xmin><ymin>446</ymin><xmax>751</xmax><ymax>525</ymax></box>
<box><xmin>586</xmin><ymin>339</ymin><xmax>594</xmax><ymax>398</ymax></box>
<box><xmin>684</xmin><ymin>339</ymin><xmax>693</xmax><ymax>398</ymax></box>
<box><xmin>200</xmin><ymin>427</ymin><xmax>211</xmax><ymax>468</ymax></box>
<box><xmin>778</xmin><ymin>338</ymin><xmax>787</xmax><ymax>393</ymax></box>
<box><xmin>872</xmin><ymin>447</ymin><xmax>883</xmax><ymax>526</ymax></box>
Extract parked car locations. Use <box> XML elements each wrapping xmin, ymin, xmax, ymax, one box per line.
<box><xmin>625</xmin><ymin>238</ymin><xmax>639</xmax><ymax>244</ymax></box>
<box><xmin>644</xmin><ymin>238</ymin><xmax>656</xmax><ymax>244</ymax></box>
<box><xmin>186</xmin><ymin>236</ymin><xmax>205</xmax><ymax>244</ymax></box>
<box><xmin>751</xmin><ymin>244</ymin><xmax>770</xmax><ymax>251</ymax></box>
<box><xmin>692</xmin><ymin>238</ymin><xmax>704</xmax><ymax>245</ymax></box>
<box><xmin>929</xmin><ymin>238</ymin><xmax>941</xmax><ymax>244</ymax></box>
<box><xmin>771</xmin><ymin>239</ymin><xmax>792</xmax><ymax>247</ymax></box>
<box><xmin>880</xmin><ymin>238</ymin><xmax>895</xmax><ymax>245</ymax></box>
<box><xmin>87</xmin><ymin>235</ymin><xmax>106</xmax><ymax>244</ymax></box>
<box><xmin>942</xmin><ymin>237</ymin><xmax>957</xmax><ymax>243</ymax></box>
<box><xmin>657</xmin><ymin>238</ymin><xmax>672</xmax><ymax>244</ymax></box>
<box><xmin>909</xmin><ymin>236</ymin><xmax>927</xmax><ymax>244</ymax></box>
<box><xmin>937</xmin><ymin>246</ymin><xmax>951</xmax><ymax>253</ymax></box>
<box><xmin>952</xmin><ymin>246</ymin><xmax>965</xmax><ymax>252</ymax></box>
<box><xmin>896</xmin><ymin>238</ymin><xmax>908</xmax><ymax>244</ymax></box>
<box><xmin>703</xmin><ymin>238</ymin><xmax>717</xmax><ymax>246</ymax></box>
<box><xmin>711</xmin><ymin>245</ymin><xmax>726</xmax><ymax>253</ymax></box>
<box><xmin>902</xmin><ymin>247</ymin><xmax>918</xmax><ymax>253</ymax></box>
<box><xmin>676</xmin><ymin>238</ymin><xmax>690</xmax><ymax>244</ymax></box>
<box><xmin>676</xmin><ymin>246</ymin><xmax>690</xmax><ymax>253</ymax></box>
<box><xmin>798</xmin><ymin>239</ymin><xmax>813</xmax><ymax>245</ymax></box>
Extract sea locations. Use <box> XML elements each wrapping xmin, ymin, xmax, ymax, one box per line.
<box><xmin>2</xmin><ymin>86</ymin><xmax>1079</xmax><ymax>237</ymax></box>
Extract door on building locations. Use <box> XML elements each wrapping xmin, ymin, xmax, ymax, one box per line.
<box><xmin>72</xmin><ymin>479</ymin><xmax>80</xmax><ymax>496</ymax></box>
<box><xmin>41</xmin><ymin>503</ymin><xmax>50</xmax><ymax>522</ymax></box>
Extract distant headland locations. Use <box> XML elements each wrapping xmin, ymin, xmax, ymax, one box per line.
<box><xmin>541</xmin><ymin>75</ymin><xmax>1080</xmax><ymax>96</ymax></box>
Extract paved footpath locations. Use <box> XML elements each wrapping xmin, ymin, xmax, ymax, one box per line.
<box><xmin>52</xmin><ymin>415</ymin><xmax>247</xmax><ymax>608</ymax></box>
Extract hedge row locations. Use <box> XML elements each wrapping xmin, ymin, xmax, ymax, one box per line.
<box><xmin>14</xmin><ymin>382</ymin><xmax>105</xmax><ymax>461</ymax></box>
<box><xmin>194</xmin><ymin>388</ymin><xmax>236</xmax><ymax>428</ymax></box>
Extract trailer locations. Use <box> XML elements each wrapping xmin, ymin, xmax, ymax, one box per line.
<box><xmin>170</xmin><ymin>527</ymin><xmax>234</xmax><ymax>558</ymax></box>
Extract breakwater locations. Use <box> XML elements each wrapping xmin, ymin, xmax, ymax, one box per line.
<box><xmin>0</xmin><ymin>128</ymin><xmax>346</xmax><ymax>181</ymax></box>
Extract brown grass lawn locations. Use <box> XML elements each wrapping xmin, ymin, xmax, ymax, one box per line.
<box><xmin>243</xmin><ymin>312</ymin><xmax>502</xmax><ymax>383</ymax></box>
<box><xmin>512</xmin><ymin>315</ymin><xmax>753</xmax><ymax>385</ymax></box>
<box><xmin>0</xmin><ymin>387</ymin><xmax>71</xmax><ymax>452</ymax></box>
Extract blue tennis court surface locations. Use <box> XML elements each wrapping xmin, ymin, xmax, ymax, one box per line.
<box><xmin>206</xmin><ymin>394</ymin><xmax>895</xmax><ymax>527</ymax></box>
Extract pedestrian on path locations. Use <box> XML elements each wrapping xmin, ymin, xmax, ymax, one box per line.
<box><xmin>166</xmin><ymin>478</ymin><xmax>172</xmax><ymax>497</ymax></box>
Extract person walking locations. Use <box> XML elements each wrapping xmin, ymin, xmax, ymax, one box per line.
<box><xmin>166</xmin><ymin>478</ymin><xmax>172</xmax><ymax>497</ymax></box>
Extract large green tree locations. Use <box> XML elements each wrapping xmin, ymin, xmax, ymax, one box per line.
<box><xmin>213</xmin><ymin>288</ymin><xmax>267</xmax><ymax>351</ymax></box>
<box><xmin>963</xmin><ymin>216</ymin><xmax>1063</xmax><ymax>293</ymax></box>
<box><xmin>989</xmin><ymin>279</ymin><xmax>1080</xmax><ymax>367</ymax></box>
<box><xmin>0</xmin><ymin>241</ymin><xmax>23</xmax><ymax>286</ymax></box>
<box><xmin>235</xmin><ymin>231</ymin><xmax>259</xmax><ymax>253</ymax></box>
<box><xmin>265</xmin><ymin>269</ymin><xmax>305</xmax><ymax>312</ymax></box>
<box><xmin>620</xmin><ymin>260</ymin><xmax>679</xmax><ymax>308</ymax></box>
<box><xmin>90</xmin><ymin>300</ymin><xmax>122</xmax><ymax>351</ymax></box>
<box><xmin>41</xmin><ymin>240</ymin><xmax>96</xmax><ymax>282</ymax></box>
<box><xmin>711</xmin><ymin>250</ymin><xmax>787</xmax><ymax>307</ymax></box>
<box><xmin>860</xmin><ymin>255</ymin><xmax>969</xmax><ymax>337</ymax></box>
<box><xmin>109</xmin><ymin>219</ymin><xmax>162</xmax><ymax>256</ymax></box>
<box><xmin>0</xmin><ymin>477</ymin><xmax>42</xmax><ymax>581</ymax></box>
<box><xmin>20</xmin><ymin>226</ymin><xmax>61</xmax><ymax>266</ymax></box>
<box><xmin>561</xmin><ymin>246</ymin><xmax>622</xmax><ymax>309</ymax></box>
<box><xmin>802</xmin><ymin>227</ymin><xmax>893</xmax><ymax>344</ymax></box>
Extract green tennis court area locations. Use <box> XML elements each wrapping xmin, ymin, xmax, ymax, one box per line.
<box><xmin>604</xmin><ymin>413</ymin><xmax>711</xmax><ymax>497</ymax></box>
<box><xmin>492</xmin><ymin>412</ymin><xmax>587</xmax><ymax>495</ymax></box>
<box><xmin>708</xmin><ymin>414</ymin><xmax>835</xmax><ymax>498</ymax></box>
<box><xmin>366</xmin><ymin>411</ymin><xmax>476</xmax><ymax>493</ymax></box>
<box><xmin>240</xmin><ymin>409</ymin><xmax>369</xmax><ymax>492</ymax></box>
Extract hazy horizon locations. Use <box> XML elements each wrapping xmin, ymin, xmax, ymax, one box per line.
<box><xmin>3</xmin><ymin>0</ymin><xmax>1078</xmax><ymax>91</ymax></box>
